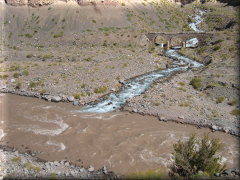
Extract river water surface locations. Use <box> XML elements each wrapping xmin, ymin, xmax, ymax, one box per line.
<box><xmin>0</xmin><ymin>94</ymin><xmax>239</xmax><ymax>174</ymax></box>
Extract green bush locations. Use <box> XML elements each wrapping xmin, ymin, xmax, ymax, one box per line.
<box><xmin>190</xmin><ymin>77</ymin><xmax>203</xmax><ymax>90</ymax></box>
<box><xmin>170</xmin><ymin>134</ymin><xmax>225</xmax><ymax>178</ymax></box>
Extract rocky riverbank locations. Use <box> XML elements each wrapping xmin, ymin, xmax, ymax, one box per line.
<box><xmin>0</xmin><ymin>145</ymin><xmax>118</xmax><ymax>179</ymax></box>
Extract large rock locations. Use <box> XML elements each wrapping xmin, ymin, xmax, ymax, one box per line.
<box><xmin>51</xmin><ymin>96</ymin><xmax>61</xmax><ymax>102</ymax></box>
<box><xmin>67</xmin><ymin>96</ymin><xmax>75</xmax><ymax>102</ymax></box>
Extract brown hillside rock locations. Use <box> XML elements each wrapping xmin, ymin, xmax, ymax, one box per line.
<box><xmin>5</xmin><ymin>0</ymin><xmax>57</xmax><ymax>6</ymax></box>
<box><xmin>5</xmin><ymin>0</ymin><xmax>28</xmax><ymax>6</ymax></box>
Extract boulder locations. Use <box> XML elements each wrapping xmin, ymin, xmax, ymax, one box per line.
<box><xmin>132</xmin><ymin>109</ymin><xmax>138</xmax><ymax>113</ymax></box>
<box><xmin>159</xmin><ymin>116</ymin><xmax>166</xmax><ymax>121</ymax></box>
<box><xmin>51</xmin><ymin>96</ymin><xmax>61</xmax><ymax>102</ymax></box>
<box><xmin>211</xmin><ymin>125</ymin><xmax>218</xmax><ymax>131</ymax></box>
<box><xmin>73</xmin><ymin>101</ymin><xmax>79</xmax><ymax>106</ymax></box>
<box><xmin>178</xmin><ymin>116</ymin><xmax>184</xmax><ymax>119</ymax></box>
<box><xmin>67</xmin><ymin>96</ymin><xmax>75</xmax><ymax>102</ymax></box>
<box><xmin>88</xmin><ymin>165</ymin><xmax>94</xmax><ymax>172</ymax></box>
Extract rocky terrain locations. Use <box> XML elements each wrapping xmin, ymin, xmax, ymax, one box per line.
<box><xmin>0</xmin><ymin>146</ymin><xmax>117</xmax><ymax>179</ymax></box>
<box><xmin>0</xmin><ymin>0</ymin><xmax>239</xmax><ymax>178</ymax></box>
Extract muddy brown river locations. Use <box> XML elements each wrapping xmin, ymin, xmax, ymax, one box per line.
<box><xmin>0</xmin><ymin>93</ymin><xmax>239</xmax><ymax>175</ymax></box>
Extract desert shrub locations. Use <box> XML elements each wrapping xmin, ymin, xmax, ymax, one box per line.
<box><xmin>11</xmin><ymin>156</ymin><xmax>21</xmax><ymax>162</ymax></box>
<box><xmin>227</xmin><ymin>99</ymin><xmax>238</xmax><ymax>106</ymax></box>
<box><xmin>94</xmin><ymin>86</ymin><xmax>108</xmax><ymax>94</ymax></box>
<box><xmin>190</xmin><ymin>77</ymin><xmax>203</xmax><ymax>90</ymax></box>
<box><xmin>216</xmin><ymin>96</ymin><xmax>225</xmax><ymax>104</ymax></box>
<box><xmin>39</xmin><ymin>89</ymin><xmax>47</xmax><ymax>95</ymax></box>
<box><xmin>126</xmin><ymin>169</ymin><xmax>167</xmax><ymax>179</ymax></box>
<box><xmin>197</xmin><ymin>46</ymin><xmax>208</xmax><ymax>54</ymax></box>
<box><xmin>83</xmin><ymin>57</ymin><xmax>92</xmax><ymax>62</ymax></box>
<box><xmin>24</xmin><ymin>162</ymin><xmax>41</xmax><ymax>172</ymax></box>
<box><xmin>28</xmin><ymin>81</ymin><xmax>41</xmax><ymax>88</ymax></box>
<box><xmin>230</xmin><ymin>109</ymin><xmax>240</xmax><ymax>116</ymax></box>
<box><xmin>15</xmin><ymin>81</ymin><xmax>21</xmax><ymax>89</ymax></box>
<box><xmin>103</xmin><ymin>40</ymin><xmax>107</xmax><ymax>47</ymax></box>
<box><xmin>49</xmin><ymin>173</ymin><xmax>58</xmax><ymax>179</ymax></box>
<box><xmin>26</xmin><ymin>54</ymin><xmax>33</xmax><ymax>58</ymax></box>
<box><xmin>13</xmin><ymin>72</ymin><xmax>20</xmax><ymax>78</ymax></box>
<box><xmin>53</xmin><ymin>31</ymin><xmax>64</xmax><ymax>38</ymax></box>
<box><xmin>81</xmin><ymin>84</ymin><xmax>86</xmax><ymax>88</ymax></box>
<box><xmin>177</xmin><ymin>87</ymin><xmax>187</xmax><ymax>92</ymax></box>
<box><xmin>178</xmin><ymin>81</ymin><xmax>185</xmax><ymax>86</ymax></box>
<box><xmin>42</xmin><ymin>54</ymin><xmax>53</xmax><ymax>60</ymax></box>
<box><xmin>154</xmin><ymin>102</ymin><xmax>160</xmax><ymax>106</ymax></box>
<box><xmin>170</xmin><ymin>134</ymin><xmax>225</xmax><ymax>178</ymax></box>
<box><xmin>22</xmin><ymin>70</ymin><xmax>29</xmax><ymax>76</ymax></box>
<box><xmin>73</xmin><ymin>93</ymin><xmax>81</xmax><ymax>99</ymax></box>
<box><xmin>213</xmin><ymin>45</ymin><xmax>221</xmax><ymax>51</ymax></box>
<box><xmin>9</xmin><ymin>64</ymin><xmax>20</xmax><ymax>71</ymax></box>
<box><xmin>25</xmin><ymin>34</ymin><xmax>33</xmax><ymax>38</ymax></box>
<box><xmin>0</xmin><ymin>74</ymin><xmax>9</xmax><ymax>79</ymax></box>
<box><xmin>148</xmin><ymin>45</ymin><xmax>155</xmax><ymax>53</ymax></box>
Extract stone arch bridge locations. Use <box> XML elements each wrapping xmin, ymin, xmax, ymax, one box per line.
<box><xmin>145</xmin><ymin>32</ymin><xmax>213</xmax><ymax>49</ymax></box>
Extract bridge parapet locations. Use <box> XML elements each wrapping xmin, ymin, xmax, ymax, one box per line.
<box><xmin>145</xmin><ymin>32</ymin><xmax>213</xmax><ymax>49</ymax></box>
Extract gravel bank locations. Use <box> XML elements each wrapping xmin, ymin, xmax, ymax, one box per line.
<box><xmin>0</xmin><ymin>146</ymin><xmax>118</xmax><ymax>179</ymax></box>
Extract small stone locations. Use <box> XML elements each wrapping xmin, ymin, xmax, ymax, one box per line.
<box><xmin>178</xmin><ymin>116</ymin><xmax>184</xmax><ymax>119</ymax></box>
<box><xmin>73</xmin><ymin>101</ymin><xmax>79</xmax><ymax>106</ymax></box>
<box><xmin>11</xmin><ymin>79</ymin><xmax>15</xmax><ymax>83</ymax></box>
<box><xmin>88</xmin><ymin>165</ymin><xmax>94</xmax><ymax>172</ymax></box>
<box><xmin>67</xmin><ymin>96</ymin><xmax>75</xmax><ymax>102</ymax></box>
<box><xmin>119</xmin><ymin>79</ymin><xmax>124</xmax><ymax>84</ymax></box>
<box><xmin>80</xmin><ymin>168</ymin><xmax>85</xmax><ymax>172</ymax></box>
<box><xmin>211</xmin><ymin>125</ymin><xmax>218</xmax><ymax>131</ymax></box>
<box><xmin>223</xmin><ymin>127</ymin><xmax>229</xmax><ymax>133</ymax></box>
<box><xmin>54</xmin><ymin>161</ymin><xmax>59</xmax><ymax>166</ymax></box>
<box><xmin>132</xmin><ymin>109</ymin><xmax>137</xmax><ymax>113</ymax></box>
<box><xmin>103</xmin><ymin>166</ymin><xmax>108</xmax><ymax>174</ymax></box>
<box><xmin>111</xmin><ymin>88</ymin><xmax>116</xmax><ymax>91</ymax></box>
<box><xmin>159</xmin><ymin>116</ymin><xmax>166</xmax><ymax>121</ymax></box>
